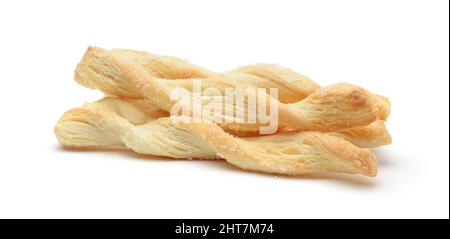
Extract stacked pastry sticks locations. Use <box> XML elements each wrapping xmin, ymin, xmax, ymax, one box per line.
<box><xmin>55</xmin><ymin>47</ymin><xmax>391</xmax><ymax>177</ymax></box>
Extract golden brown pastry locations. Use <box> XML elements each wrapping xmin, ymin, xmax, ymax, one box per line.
<box><xmin>55</xmin><ymin>97</ymin><xmax>377</xmax><ymax>176</ymax></box>
<box><xmin>54</xmin><ymin>47</ymin><xmax>394</xmax><ymax>178</ymax></box>
<box><xmin>225</xmin><ymin>120</ymin><xmax>391</xmax><ymax>148</ymax></box>
<box><xmin>73</xmin><ymin>47</ymin><xmax>388</xmax><ymax>133</ymax></box>
<box><xmin>232</xmin><ymin>64</ymin><xmax>390</xmax><ymax>119</ymax></box>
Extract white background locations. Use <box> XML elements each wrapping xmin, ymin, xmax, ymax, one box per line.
<box><xmin>0</xmin><ymin>0</ymin><xmax>448</xmax><ymax>219</ymax></box>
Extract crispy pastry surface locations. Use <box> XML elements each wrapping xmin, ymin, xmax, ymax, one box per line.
<box><xmin>55</xmin><ymin>97</ymin><xmax>377</xmax><ymax>176</ymax></box>
<box><xmin>74</xmin><ymin>47</ymin><xmax>390</xmax><ymax>133</ymax></box>
<box><xmin>55</xmin><ymin>47</ymin><xmax>393</xmax><ymax>177</ymax></box>
<box><xmin>226</xmin><ymin>120</ymin><xmax>391</xmax><ymax>148</ymax></box>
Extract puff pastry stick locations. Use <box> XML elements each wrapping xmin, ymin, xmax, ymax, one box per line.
<box><xmin>54</xmin><ymin>97</ymin><xmax>377</xmax><ymax>176</ymax></box>
<box><xmin>74</xmin><ymin>47</ymin><xmax>384</xmax><ymax>133</ymax></box>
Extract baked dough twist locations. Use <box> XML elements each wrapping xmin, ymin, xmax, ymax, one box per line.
<box><xmin>74</xmin><ymin>47</ymin><xmax>389</xmax><ymax>133</ymax></box>
<box><xmin>55</xmin><ymin>97</ymin><xmax>377</xmax><ymax>176</ymax></box>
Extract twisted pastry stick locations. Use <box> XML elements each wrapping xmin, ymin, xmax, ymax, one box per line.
<box><xmin>74</xmin><ymin>47</ymin><xmax>387</xmax><ymax>133</ymax></box>
<box><xmin>54</xmin><ymin>97</ymin><xmax>377</xmax><ymax>176</ymax></box>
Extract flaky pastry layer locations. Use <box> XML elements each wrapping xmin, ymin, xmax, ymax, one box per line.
<box><xmin>55</xmin><ymin>97</ymin><xmax>377</xmax><ymax>176</ymax></box>
<box><xmin>74</xmin><ymin>47</ymin><xmax>390</xmax><ymax>133</ymax></box>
